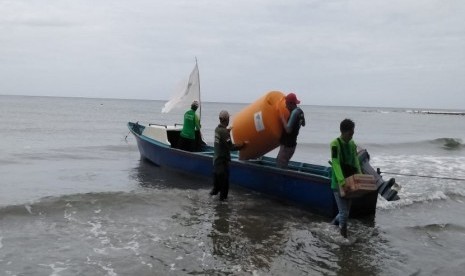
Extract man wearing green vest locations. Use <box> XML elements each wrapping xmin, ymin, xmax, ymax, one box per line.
<box><xmin>330</xmin><ymin>118</ymin><xmax>362</xmax><ymax>238</ymax></box>
<box><xmin>178</xmin><ymin>101</ymin><xmax>201</xmax><ymax>152</ymax></box>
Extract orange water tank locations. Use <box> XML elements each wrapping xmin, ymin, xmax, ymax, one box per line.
<box><xmin>231</xmin><ymin>91</ymin><xmax>289</xmax><ymax>160</ymax></box>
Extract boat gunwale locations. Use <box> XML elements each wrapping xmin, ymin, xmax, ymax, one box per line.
<box><xmin>128</xmin><ymin>122</ymin><xmax>331</xmax><ymax>184</ymax></box>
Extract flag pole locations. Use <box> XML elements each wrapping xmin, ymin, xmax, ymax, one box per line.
<box><xmin>195</xmin><ymin>57</ymin><xmax>201</xmax><ymax>122</ymax></box>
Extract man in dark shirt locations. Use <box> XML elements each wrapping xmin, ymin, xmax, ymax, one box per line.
<box><xmin>277</xmin><ymin>93</ymin><xmax>306</xmax><ymax>168</ymax></box>
<box><xmin>210</xmin><ymin>110</ymin><xmax>244</xmax><ymax>201</ymax></box>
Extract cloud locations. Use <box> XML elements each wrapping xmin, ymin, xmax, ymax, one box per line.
<box><xmin>0</xmin><ymin>0</ymin><xmax>464</xmax><ymax>109</ymax></box>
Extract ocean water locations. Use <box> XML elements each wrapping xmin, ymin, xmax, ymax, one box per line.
<box><xmin>1</xmin><ymin>95</ymin><xmax>464</xmax><ymax>275</ymax></box>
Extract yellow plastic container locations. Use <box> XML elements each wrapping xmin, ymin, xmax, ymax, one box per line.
<box><xmin>231</xmin><ymin>91</ymin><xmax>289</xmax><ymax>160</ymax></box>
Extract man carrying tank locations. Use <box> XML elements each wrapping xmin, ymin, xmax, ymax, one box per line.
<box><xmin>277</xmin><ymin>93</ymin><xmax>306</xmax><ymax>168</ymax></box>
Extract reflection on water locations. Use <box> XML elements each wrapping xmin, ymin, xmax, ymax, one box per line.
<box><xmin>127</xmin><ymin>157</ymin><xmax>402</xmax><ymax>275</ymax></box>
<box><xmin>209</xmin><ymin>200</ymin><xmax>290</xmax><ymax>271</ymax></box>
<box><xmin>132</xmin><ymin>158</ymin><xmax>290</xmax><ymax>272</ymax></box>
<box><xmin>210</xmin><ymin>203</ymin><xmax>232</xmax><ymax>256</ymax></box>
<box><xmin>334</xmin><ymin>227</ymin><xmax>383</xmax><ymax>276</ymax></box>
<box><xmin>131</xmin><ymin>158</ymin><xmax>211</xmax><ymax>190</ymax></box>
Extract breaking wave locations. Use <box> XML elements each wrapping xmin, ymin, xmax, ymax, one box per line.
<box><xmin>431</xmin><ymin>138</ymin><xmax>463</xmax><ymax>150</ymax></box>
<box><xmin>406</xmin><ymin>110</ymin><xmax>465</xmax><ymax>116</ymax></box>
<box><xmin>376</xmin><ymin>190</ymin><xmax>451</xmax><ymax>210</ymax></box>
<box><xmin>355</xmin><ymin>137</ymin><xmax>464</xmax><ymax>151</ymax></box>
<box><xmin>0</xmin><ymin>191</ymin><xmax>159</xmax><ymax>218</ymax></box>
<box><xmin>408</xmin><ymin>223</ymin><xmax>465</xmax><ymax>233</ymax></box>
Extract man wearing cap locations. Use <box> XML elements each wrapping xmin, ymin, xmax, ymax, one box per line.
<box><xmin>178</xmin><ymin>100</ymin><xmax>201</xmax><ymax>152</ymax></box>
<box><xmin>277</xmin><ymin>93</ymin><xmax>306</xmax><ymax>168</ymax></box>
<box><xmin>330</xmin><ymin>118</ymin><xmax>361</xmax><ymax>238</ymax></box>
<box><xmin>210</xmin><ymin>110</ymin><xmax>245</xmax><ymax>201</ymax></box>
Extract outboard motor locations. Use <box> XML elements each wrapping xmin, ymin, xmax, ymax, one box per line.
<box><xmin>358</xmin><ymin>149</ymin><xmax>400</xmax><ymax>201</ymax></box>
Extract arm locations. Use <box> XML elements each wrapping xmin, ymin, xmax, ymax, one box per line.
<box><xmin>282</xmin><ymin>109</ymin><xmax>297</xmax><ymax>133</ymax></box>
<box><xmin>227</xmin><ymin>135</ymin><xmax>245</xmax><ymax>151</ymax></box>
<box><xmin>220</xmin><ymin>128</ymin><xmax>245</xmax><ymax>151</ymax></box>
<box><xmin>232</xmin><ymin>141</ymin><xmax>246</xmax><ymax>151</ymax></box>
<box><xmin>299</xmin><ymin>109</ymin><xmax>306</xmax><ymax>127</ymax></box>
<box><xmin>283</xmin><ymin>108</ymin><xmax>305</xmax><ymax>133</ymax></box>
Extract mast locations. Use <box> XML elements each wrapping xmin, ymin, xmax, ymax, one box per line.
<box><xmin>195</xmin><ymin>57</ymin><xmax>201</xmax><ymax>122</ymax></box>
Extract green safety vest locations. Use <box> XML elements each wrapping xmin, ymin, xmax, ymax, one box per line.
<box><xmin>180</xmin><ymin>109</ymin><xmax>200</xmax><ymax>140</ymax></box>
<box><xmin>330</xmin><ymin>137</ymin><xmax>361</xmax><ymax>190</ymax></box>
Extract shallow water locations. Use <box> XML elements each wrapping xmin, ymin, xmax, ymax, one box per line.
<box><xmin>1</xmin><ymin>95</ymin><xmax>465</xmax><ymax>275</ymax></box>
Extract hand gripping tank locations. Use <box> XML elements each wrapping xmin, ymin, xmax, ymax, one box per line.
<box><xmin>231</xmin><ymin>91</ymin><xmax>289</xmax><ymax>160</ymax></box>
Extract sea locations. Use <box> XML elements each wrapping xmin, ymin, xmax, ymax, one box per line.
<box><xmin>1</xmin><ymin>95</ymin><xmax>464</xmax><ymax>276</ymax></box>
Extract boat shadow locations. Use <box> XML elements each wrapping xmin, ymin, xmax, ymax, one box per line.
<box><xmin>131</xmin><ymin>158</ymin><xmax>212</xmax><ymax>190</ymax></box>
<box><xmin>133</xmin><ymin>160</ymin><xmax>291</xmax><ymax>271</ymax></box>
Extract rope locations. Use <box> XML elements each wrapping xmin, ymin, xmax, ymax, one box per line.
<box><xmin>379</xmin><ymin>170</ymin><xmax>465</xmax><ymax>181</ymax></box>
<box><xmin>124</xmin><ymin>121</ymin><xmax>139</xmax><ymax>141</ymax></box>
<box><xmin>124</xmin><ymin>131</ymin><xmax>130</xmax><ymax>141</ymax></box>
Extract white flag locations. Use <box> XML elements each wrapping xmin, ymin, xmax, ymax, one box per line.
<box><xmin>161</xmin><ymin>63</ymin><xmax>200</xmax><ymax>113</ymax></box>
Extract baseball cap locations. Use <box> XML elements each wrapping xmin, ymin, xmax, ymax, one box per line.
<box><xmin>285</xmin><ymin>93</ymin><xmax>300</xmax><ymax>104</ymax></box>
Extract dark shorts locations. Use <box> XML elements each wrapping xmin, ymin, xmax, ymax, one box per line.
<box><xmin>177</xmin><ymin>136</ymin><xmax>196</xmax><ymax>152</ymax></box>
<box><xmin>212</xmin><ymin>162</ymin><xmax>230</xmax><ymax>200</ymax></box>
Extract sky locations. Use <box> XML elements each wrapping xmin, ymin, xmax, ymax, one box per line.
<box><xmin>1</xmin><ymin>0</ymin><xmax>464</xmax><ymax>109</ymax></box>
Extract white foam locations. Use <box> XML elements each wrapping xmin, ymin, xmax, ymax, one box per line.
<box><xmin>100</xmin><ymin>237</ymin><xmax>111</xmax><ymax>245</ymax></box>
<box><xmin>446</xmin><ymin>186</ymin><xmax>465</xmax><ymax>197</ymax></box>
<box><xmin>94</xmin><ymin>248</ymin><xmax>107</xmax><ymax>255</ymax></box>
<box><xmin>64</xmin><ymin>210</ymin><xmax>78</xmax><ymax>222</ymax></box>
<box><xmin>141</xmin><ymin>260</ymin><xmax>153</xmax><ymax>268</ymax></box>
<box><xmin>413</xmin><ymin>190</ymin><xmax>448</xmax><ymax>202</ymax></box>
<box><xmin>232</xmin><ymin>264</ymin><xmax>243</xmax><ymax>272</ymax></box>
<box><xmin>100</xmin><ymin>264</ymin><xmax>117</xmax><ymax>276</ymax></box>
<box><xmin>24</xmin><ymin>204</ymin><xmax>32</xmax><ymax>214</ymax></box>
<box><xmin>123</xmin><ymin>240</ymin><xmax>140</xmax><ymax>253</ymax></box>
<box><xmin>88</xmin><ymin>220</ymin><xmax>106</xmax><ymax>237</ymax></box>
<box><xmin>377</xmin><ymin>191</ymin><xmax>449</xmax><ymax>210</ymax></box>
<box><xmin>372</xmin><ymin>154</ymin><xmax>465</xmax><ymax>204</ymax></box>
<box><xmin>38</xmin><ymin>263</ymin><xmax>68</xmax><ymax>276</ymax></box>
<box><xmin>85</xmin><ymin>258</ymin><xmax>117</xmax><ymax>275</ymax></box>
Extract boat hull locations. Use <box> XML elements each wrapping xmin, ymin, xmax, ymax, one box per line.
<box><xmin>128</xmin><ymin>122</ymin><xmax>377</xmax><ymax>218</ymax></box>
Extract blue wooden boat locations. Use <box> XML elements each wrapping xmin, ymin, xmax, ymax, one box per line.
<box><xmin>127</xmin><ymin>121</ymin><xmax>396</xmax><ymax>218</ymax></box>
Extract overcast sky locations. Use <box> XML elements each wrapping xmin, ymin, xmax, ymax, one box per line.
<box><xmin>1</xmin><ymin>0</ymin><xmax>464</xmax><ymax>109</ymax></box>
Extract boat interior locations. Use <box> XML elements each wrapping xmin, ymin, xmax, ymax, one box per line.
<box><xmin>134</xmin><ymin>123</ymin><xmax>331</xmax><ymax>178</ymax></box>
